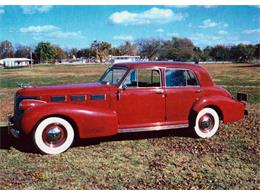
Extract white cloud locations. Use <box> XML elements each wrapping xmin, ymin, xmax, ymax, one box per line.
<box><xmin>190</xmin><ymin>33</ymin><xmax>245</xmax><ymax>47</ymax></box>
<box><xmin>20</xmin><ymin>25</ymin><xmax>60</xmax><ymax>33</ymax></box>
<box><xmin>19</xmin><ymin>25</ymin><xmax>85</xmax><ymax>40</ymax></box>
<box><xmin>47</xmin><ymin>31</ymin><xmax>84</xmax><ymax>39</ymax></box>
<box><xmin>199</xmin><ymin>19</ymin><xmax>228</xmax><ymax>28</ymax></box>
<box><xmin>242</xmin><ymin>28</ymin><xmax>260</xmax><ymax>35</ymax></box>
<box><xmin>109</xmin><ymin>7</ymin><xmax>187</xmax><ymax>25</ymax></box>
<box><xmin>113</xmin><ymin>35</ymin><xmax>134</xmax><ymax>41</ymax></box>
<box><xmin>218</xmin><ymin>30</ymin><xmax>228</xmax><ymax>35</ymax></box>
<box><xmin>156</xmin><ymin>28</ymin><xmax>164</xmax><ymax>33</ymax></box>
<box><xmin>20</xmin><ymin>6</ymin><xmax>53</xmax><ymax>14</ymax></box>
<box><xmin>167</xmin><ymin>32</ymin><xmax>179</xmax><ymax>37</ymax></box>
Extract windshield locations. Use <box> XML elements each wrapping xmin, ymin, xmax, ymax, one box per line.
<box><xmin>99</xmin><ymin>67</ymin><xmax>127</xmax><ymax>85</ymax></box>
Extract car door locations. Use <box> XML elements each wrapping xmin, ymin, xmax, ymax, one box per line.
<box><xmin>116</xmin><ymin>68</ymin><xmax>166</xmax><ymax>129</ymax></box>
<box><xmin>165</xmin><ymin>68</ymin><xmax>201</xmax><ymax>124</ymax></box>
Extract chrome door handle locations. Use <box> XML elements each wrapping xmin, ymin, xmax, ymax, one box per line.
<box><xmin>195</xmin><ymin>89</ymin><xmax>201</xmax><ymax>93</ymax></box>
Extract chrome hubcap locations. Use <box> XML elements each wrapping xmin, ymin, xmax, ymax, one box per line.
<box><xmin>42</xmin><ymin>124</ymin><xmax>67</xmax><ymax>147</ymax></box>
<box><xmin>199</xmin><ymin>114</ymin><xmax>215</xmax><ymax>132</ymax></box>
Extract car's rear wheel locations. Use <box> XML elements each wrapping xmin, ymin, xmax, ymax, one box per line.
<box><xmin>194</xmin><ymin>108</ymin><xmax>220</xmax><ymax>138</ymax></box>
<box><xmin>34</xmin><ymin>117</ymin><xmax>74</xmax><ymax>154</ymax></box>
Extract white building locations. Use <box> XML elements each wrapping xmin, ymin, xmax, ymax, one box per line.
<box><xmin>0</xmin><ymin>58</ymin><xmax>31</xmax><ymax>68</ymax></box>
<box><xmin>109</xmin><ymin>55</ymin><xmax>141</xmax><ymax>64</ymax></box>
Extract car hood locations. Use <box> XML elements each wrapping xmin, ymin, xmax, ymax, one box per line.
<box><xmin>16</xmin><ymin>82</ymin><xmax>113</xmax><ymax>97</ymax></box>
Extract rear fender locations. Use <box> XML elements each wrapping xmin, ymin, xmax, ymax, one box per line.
<box><xmin>21</xmin><ymin>103</ymin><xmax>118</xmax><ymax>138</ymax></box>
<box><xmin>192</xmin><ymin>96</ymin><xmax>245</xmax><ymax>123</ymax></box>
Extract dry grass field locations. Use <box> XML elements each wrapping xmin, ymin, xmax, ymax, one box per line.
<box><xmin>0</xmin><ymin>63</ymin><xmax>259</xmax><ymax>189</ymax></box>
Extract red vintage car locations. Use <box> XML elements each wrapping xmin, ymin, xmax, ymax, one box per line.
<box><xmin>8</xmin><ymin>62</ymin><xmax>247</xmax><ymax>154</ymax></box>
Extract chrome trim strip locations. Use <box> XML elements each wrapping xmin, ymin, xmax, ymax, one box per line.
<box><xmin>118</xmin><ymin>123</ymin><xmax>189</xmax><ymax>133</ymax></box>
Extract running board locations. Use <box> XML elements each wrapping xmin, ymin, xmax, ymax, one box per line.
<box><xmin>118</xmin><ymin>124</ymin><xmax>189</xmax><ymax>133</ymax></box>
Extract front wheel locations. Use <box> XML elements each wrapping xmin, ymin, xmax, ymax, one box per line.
<box><xmin>34</xmin><ymin>117</ymin><xmax>75</xmax><ymax>154</ymax></box>
<box><xmin>194</xmin><ymin>108</ymin><xmax>220</xmax><ymax>138</ymax></box>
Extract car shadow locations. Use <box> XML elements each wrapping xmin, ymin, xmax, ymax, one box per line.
<box><xmin>0</xmin><ymin>126</ymin><xmax>38</xmax><ymax>153</ymax></box>
<box><xmin>0</xmin><ymin>125</ymin><xmax>196</xmax><ymax>154</ymax></box>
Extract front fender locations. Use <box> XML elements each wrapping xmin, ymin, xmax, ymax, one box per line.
<box><xmin>192</xmin><ymin>96</ymin><xmax>245</xmax><ymax>123</ymax></box>
<box><xmin>21</xmin><ymin>103</ymin><xmax>118</xmax><ymax>138</ymax></box>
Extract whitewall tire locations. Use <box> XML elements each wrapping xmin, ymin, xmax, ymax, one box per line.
<box><xmin>34</xmin><ymin>117</ymin><xmax>74</xmax><ymax>154</ymax></box>
<box><xmin>194</xmin><ymin>108</ymin><xmax>220</xmax><ymax>138</ymax></box>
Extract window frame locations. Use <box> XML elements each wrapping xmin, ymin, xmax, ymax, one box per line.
<box><xmin>164</xmin><ymin>68</ymin><xmax>200</xmax><ymax>88</ymax></box>
<box><xmin>98</xmin><ymin>66</ymin><xmax>128</xmax><ymax>86</ymax></box>
<box><xmin>119</xmin><ymin>68</ymin><xmax>162</xmax><ymax>89</ymax></box>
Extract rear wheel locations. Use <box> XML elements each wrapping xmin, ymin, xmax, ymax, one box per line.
<box><xmin>34</xmin><ymin>117</ymin><xmax>74</xmax><ymax>154</ymax></box>
<box><xmin>194</xmin><ymin>108</ymin><xmax>220</xmax><ymax>138</ymax></box>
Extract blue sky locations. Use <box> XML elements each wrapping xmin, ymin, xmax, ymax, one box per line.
<box><xmin>0</xmin><ymin>5</ymin><xmax>259</xmax><ymax>49</ymax></box>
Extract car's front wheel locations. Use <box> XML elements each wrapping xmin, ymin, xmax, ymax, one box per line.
<box><xmin>194</xmin><ymin>108</ymin><xmax>220</xmax><ymax>138</ymax></box>
<box><xmin>34</xmin><ymin>117</ymin><xmax>75</xmax><ymax>154</ymax></box>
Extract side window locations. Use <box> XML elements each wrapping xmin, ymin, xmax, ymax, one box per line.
<box><xmin>166</xmin><ymin>69</ymin><xmax>186</xmax><ymax>87</ymax></box>
<box><xmin>165</xmin><ymin>69</ymin><xmax>199</xmax><ymax>87</ymax></box>
<box><xmin>138</xmin><ymin>69</ymin><xmax>161</xmax><ymax>87</ymax></box>
<box><xmin>123</xmin><ymin>69</ymin><xmax>161</xmax><ymax>88</ymax></box>
<box><xmin>186</xmin><ymin>70</ymin><xmax>199</xmax><ymax>86</ymax></box>
<box><xmin>123</xmin><ymin>70</ymin><xmax>137</xmax><ymax>87</ymax></box>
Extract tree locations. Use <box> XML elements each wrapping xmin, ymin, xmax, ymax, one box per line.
<box><xmin>34</xmin><ymin>42</ymin><xmax>56</xmax><ymax>63</ymax></box>
<box><xmin>193</xmin><ymin>46</ymin><xmax>203</xmax><ymax>63</ymax></box>
<box><xmin>15</xmin><ymin>44</ymin><xmax>32</xmax><ymax>59</ymax></box>
<box><xmin>158</xmin><ymin>37</ymin><xmax>195</xmax><ymax>61</ymax></box>
<box><xmin>118</xmin><ymin>41</ymin><xmax>137</xmax><ymax>55</ymax></box>
<box><xmin>171</xmin><ymin>37</ymin><xmax>195</xmax><ymax>61</ymax></box>
<box><xmin>209</xmin><ymin>45</ymin><xmax>229</xmax><ymax>61</ymax></box>
<box><xmin>158</xmin><ymin>40</ymin><xmax>178</xmax><ymax>60</ymax></box>
<box><xmin>135</xmin><ymin>39</ymin><xmax>161</xmax><ymax>60</ymax></box>
<box><xmin>230</xmin><ymin>44</ymin><xmax>255</xmax><ymax>62</ymax></box>
<box><xmin>90</xmin><ymin>40</ymin><xmax>111</xmax><ymax>63</ymax></box>
<box><xmin>77</xmin><ymin>48</ymin><xmax>90</xmax><ymax>58</ymax></box>
<box><xmin>53</xmin><ymin>45</ymin><xmax>66</xmax><ymax>60</ymax></box>
<box><xmin>202</xmin><ymin>46</ymin><xmax>212</xmax><ymax>61</ymax></box>
<box><xmin>68</xmin><ymin>48</ymin><xmax>78</xmax><ymax>59</ymax></box>
<box><xmin>0</xmin><ymin>40</ymin><xmax>14</xmax><ymax>58</ymax></box>
<box><xmin>110</xmin><ymin>47</ymin><xmax>122</xmax><ymax>56</ymax></box>
<box><xmin>254</xmin><ymin>44</ymin><xmax>260</xmax><ymax>59</ymax></box>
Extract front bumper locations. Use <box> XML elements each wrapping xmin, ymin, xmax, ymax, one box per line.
<box><xmin>8</xmin><ymin>116</ymin><xmax>21</xmax><ymax>138</ymax></box>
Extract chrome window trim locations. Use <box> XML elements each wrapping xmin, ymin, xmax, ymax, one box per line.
<box><xmin>90</xmin><ymin>94</ymin><xmax>106</xmax><ymax>101</ymax></box>
<box><xmin>51</xmin><ymin>96</ymin><xmax>66</xmax><ymax>102</ymax></box>
<box><xmin>119</xmin><ymin>67</ymin><xmax>162</xmax><ymax>89</ymax></box>
<box><xmin>98</xmin><ymin>66</ymin><xmax>128</xmax><ymax>86</ymax></box>
<box><xmin>164</xmin><ymin>67</ymin><xmax>200</xmax><ymax>88</ymax></box>
<box><xmin>70</xmin><ymin>95</ymin><xmax>86</xmax><ymax>101</ymax></box>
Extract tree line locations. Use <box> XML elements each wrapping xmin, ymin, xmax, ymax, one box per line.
<box><xmin>0</xmin><ymin>38</ymin><xmax>259</xmax><ymax>64</ymax></box>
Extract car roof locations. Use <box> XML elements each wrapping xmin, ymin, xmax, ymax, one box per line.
<box><xmin>113</xmin><ymin>61</ymin><xmax>214</xmax><ymax>87</ymax></box>
<box><xmin>113</xmin><ymin>61</ymin><xmax>201</xmax><ymax>69</ymax></box>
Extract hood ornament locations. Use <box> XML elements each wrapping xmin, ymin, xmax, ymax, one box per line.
<box><xmin>17</xmin><ymin>82</ymin><xmax>33</xmax><ymax>88</ymax></box>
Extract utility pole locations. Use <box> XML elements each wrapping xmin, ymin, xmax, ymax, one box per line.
<box><xmin>30</xmin><ymin>49</ymin><xmax>33</xmax><ymax>68</ymax></box>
